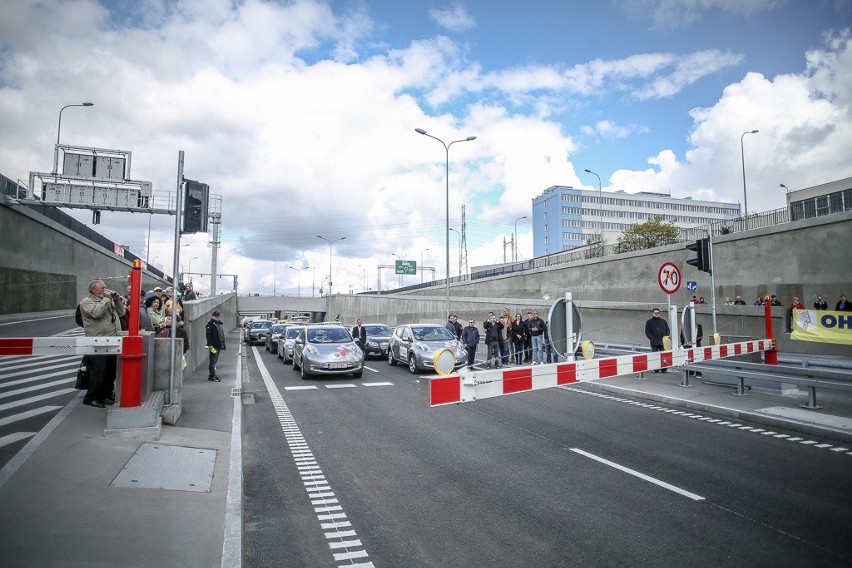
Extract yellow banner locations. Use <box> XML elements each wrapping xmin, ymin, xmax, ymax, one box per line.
<box><xmin>790</xmin><ymin>309</ymin><xmax>852</xmax><ymax>345</ymax></box>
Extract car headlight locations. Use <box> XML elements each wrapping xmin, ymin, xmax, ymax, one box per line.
<box><xmin>305</xmin><ymin>345</ymin><xmax>319</xmax><ymax>355</ymax></box>
<box><xmin>414</xmin><ymin>342</ymin><xmax>431</xmax><ymax>353</ymax></box>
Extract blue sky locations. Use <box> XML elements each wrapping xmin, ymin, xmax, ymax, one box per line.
<box><xmin>1</xmin><ymin>0</ymin><xmax>850</xmax><ymax>295</ymax></box>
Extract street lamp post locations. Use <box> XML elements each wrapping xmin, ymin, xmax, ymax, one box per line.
<box><xmin>780</xmin><ymin>183</ymin><xmax>790</xmax><ymax>193</ymax></box>
<box><xmin>54</xmin><ymin>102</ymin><xmax>94</xmax><ymax>177</ymax></box>
<box><xmin>289</xmin><ymin>265</ymin><xmax>306</xmax><ymax>297</ymax></box>
<box><xmin>317</xmin><ymin>235</ymin><xmax>345</xmax><ymax>296</ymax></box>
<box><xmin>420</xmin><ymin>248</ymin><xmax>429</xmax><ymax>284</ymax></box>
<box><xmin>583</xmin><ymin>169</ymin><xmax>603</xmax><ymax>241</ymax></box>
<box><xmin>414</xmin><ymin>128</ymin><xmax>477</xmax><ymax>317</ymax></box>
<box><xmin>740</xmin><ymin>129</ymin><xmax>759</xmax><ymax>229</ymax></box>
<box><xmin>513</xmin><ymin>216</ymin><xmax>527</xmax><ymax>262</ymax></box>
<box><xmin>185</xmin><ymin>256</ymin><xmax>198</xmax><ymax>286</ymax></box>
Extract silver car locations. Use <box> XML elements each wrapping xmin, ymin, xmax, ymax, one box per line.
<box><xmin>276</xmin><ymin>325</ymin><xmax>304</xmax><ymax>363</ymax></box>
<box><xmin>292</xmin><ymin>324</ymin><xmax>364</xmax><ymax>379</ymax></box>
<box><xmin>387</xmin><ymin>323</ymin><xmax>467</xmax><ymax>374</ymax></box>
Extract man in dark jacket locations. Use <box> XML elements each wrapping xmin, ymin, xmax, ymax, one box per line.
<box><xmin>460</xmin><ymin>319</ymin><xmax>480</xmax><ymax>369</ymax></box>
<box><xmin>445</xmin><ymin>314</ymin><xmax>462</xmax><ymax>340</ymax></box>
<box><xmin>644</xmin><ymin>308</ymin><xmax>670</xmax><ymax>373</ymax></box>
<box><xmin>205</xmin><ymin>311</ymin><xmax>226</xmax><ymax>382</ymax></box>
<box><xmin>351</xmin><ymin>319</ymin><xmax>367</xmax><ymax>354</ymax></box>
<box><xmin>483</xmin><ymin>314</ymin><xmax>505</xmax><ymax>368</ymax></box>
<box><xmin>527</xmin><ymin>311</ymin><xmax>546</xmax><ymax>365</ymax></box>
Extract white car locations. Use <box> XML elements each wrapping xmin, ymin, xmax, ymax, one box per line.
<box><xmin>276</xmin><ymin>325</ymin><xmax>304</xmax><ymax>363</ymax></box>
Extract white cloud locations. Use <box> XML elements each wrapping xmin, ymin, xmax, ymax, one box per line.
<box><xmin>429</xmin><ymin>4</ymin><xmax>477</xmax><ymax>32</ymax></box>
<box><xmin>624</xmin><ymin>0</ymin><xmax>789</xmax><ymax>28</ymax></box>
<box><xmin>0</xmin><ymin>2</ymin><xmax>849</xmax><ymax>296</ymax></box>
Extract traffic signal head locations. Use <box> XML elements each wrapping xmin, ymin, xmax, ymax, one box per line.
<box><xmin>182</xmin><ymin>179</ymin><xmax>209</xmax><ymax>234</ymax></box>
<box><xmin>686</xmin><ymin>237</ymin><xmax>712</xmax><ymax>274</ymax></box>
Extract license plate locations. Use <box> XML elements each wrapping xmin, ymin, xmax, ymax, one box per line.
<box><xmin>327</xmin><ymin>362</ymin><xmax>347</xmax><ymax>369</ymax></box>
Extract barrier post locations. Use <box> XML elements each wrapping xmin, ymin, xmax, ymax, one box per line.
<box><xmin>763</xmin><ymin>295</ymin><xmax>778</xmax><ymax>365</ymax></box>
<box><xmin>119</xmin><ymin>260</ymin><xmax>144</xmax><ymax>407</ymax></box>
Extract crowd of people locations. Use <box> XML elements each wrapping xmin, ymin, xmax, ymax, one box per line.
<box><xmin>77</xmin><ymin>281</ymin><xmax>200</xmax><ymax>409</ymax></box>
<box><xmin>446</xmin><ymin>308</ymin><xmax>556</xmax><ymax>370</ymax></box>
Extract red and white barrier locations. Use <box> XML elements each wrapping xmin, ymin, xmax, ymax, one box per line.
<box><xmin>421</xmin><ymin>339</ymin><xmax>775</xmax><ymax>407</ymax></box>
<box><xmin>0</xmin><ymin>336</ymin><xmax>122</xmax><ymax>356</ymax></box>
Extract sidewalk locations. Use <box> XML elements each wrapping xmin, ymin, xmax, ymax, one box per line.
<box><xmin>1</xmin><ymin>343</ymin><xmax>850</xmax><ymax>567</ymax></box>
<box><xmin>0</xmin><ymin>330</ymin><xmax>243</xmax><ymax>568</ymax></box>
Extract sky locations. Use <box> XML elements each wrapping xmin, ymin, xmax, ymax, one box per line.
<box><xmin>1</xmin><ymin>0</ymin><xmax>850</xmax><ymax>296</ymax></box>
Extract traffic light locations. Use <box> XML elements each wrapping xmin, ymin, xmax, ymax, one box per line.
<box><xmin>686</xmin><ymin>237</ymin><xmax>712</xmax><ymax>274</ymax></box>
<box><xmin>182</xmin><ymin>179</ymin><xmax>209</xmax><ymax>234</ymax></box>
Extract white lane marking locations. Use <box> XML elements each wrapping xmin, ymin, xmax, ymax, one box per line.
<box><xmin>252</xmin><ymin>348</ymin><xmax>374</xmax><ymax>568</ymax></box>
<box><xmin>571</xmin><ymin>448</ymin><xmax>705</xmax><ymax>501</ymax></box>
<box><xmin>362</xmin><ymin>382</ymin><xmax>393</xmax><ymax>387</ymax></box>
<box><xmin>0</xmin><ymin>356</ymin><xmax>77</xmax><ymax>373</ymax></box>
<box><xmin>0</xmin><ymin>406</ymin><xmax>62</xmax><ymax>427</ymax></box>
<box><xmin>361</xmin><ymin>365</ymin><xmax>381</xmax><ymax>373</ymax></box>
<box><xmin>325</xmin><ymin>384</ymin><xmax>356</xmax><ymax>389</ymax></box>
<box><xmin>0</xmin><ymin>432</ymin><xmax>36</xmax><ymax>448</ymax></box>
<box><xmin>0</xmin><ymin>389</ymin><xmax>78</xmax><ymax>412</ymax></box>
<box><xmin>0</xmin><ymin>365</ymin><xmax>78</xmax><ymax>387</ymax></box>
<box><xmin>564</xmin><ymin>387</ymin><xmax>850</xmax><ymax>458</ymax></box>
<box><xmin>285</xmin><ymin>386</ymin><xmax>318</xmax><ymax>391</ymax></box>
<box><xmin>0</xmin><ymin>377</ymin><xmax>75</xmax><ymax>399</ymax></box>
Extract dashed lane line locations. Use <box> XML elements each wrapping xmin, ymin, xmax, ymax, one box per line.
<box><xmin>252</xmin><ymin>347</ymin><xmax>375</xmax><ymax>568</ymax></box>
<box><xmin>564</xmin><ymin>387</ymin><xmax>852</xmax><ymax>458</ymax></box>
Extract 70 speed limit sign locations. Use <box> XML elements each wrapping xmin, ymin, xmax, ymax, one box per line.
<box><xmin>658</xmin><ymin>262</ymin><xmax>681</xmax><ymax>295</ymax></box>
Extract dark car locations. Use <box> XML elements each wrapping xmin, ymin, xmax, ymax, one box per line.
<box><xmin>362</xmin><ymin>323</ymin><xmax>393</xmax><ymax>358</ymax></box>
<box><xmin>246</xmin><ymin>319</ymin><xmax>274</xmax><ymax>345</ymax></box>
<box><xmin>264</xmin><ymin>323</ymin><xmax>287</xmax><ymax>352</ymax></box>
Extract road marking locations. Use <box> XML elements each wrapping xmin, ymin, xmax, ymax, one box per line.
<box><xmin>0</xmin><ymin>432</ymin><xmax>36</xmax><ymax>448</ymax></box>
<box><xmin>325</xmin><ymin>384</ymin><xmax>356</xmax><ymax>389</ymax></box>
<box><xmin>362</xmin><ymin>382</ymin><xmax>393</xmax><ymax>387</ymax></box>
<box><xmin>0</xmin><ymin>406</ymin><xmax>62</xmax><ymax>427</ymax></box>
<box><xmin>252</xmin><ymin>348</ymin><xmax>374</xmax><ymax>568</ymax></box>
<box><xmin>361</xmin><ymin>365</ymin><xmax>381</xmax><ymax>373</ymax></box>
<box><xmin>570</xmin><ymin>448</ymin><xmax>705</xmax><ymax>501</ymax></box>
<box><xmin>285</xmin><ymin>386</ymin><xmax>318</xmax><ymax>391</ymax></box>
<box><xmin>0</xmin><ymin>389</ymin><xmax>78</xmax><ymax>412</ymax></box>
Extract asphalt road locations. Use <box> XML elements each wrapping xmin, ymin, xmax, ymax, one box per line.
<box><xmin>242</xmin><ymin>344</ymin><xmax>852</xmax><ymax>568</ymax></box>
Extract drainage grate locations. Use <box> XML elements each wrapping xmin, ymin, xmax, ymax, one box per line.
<box><xmin>231</xmin><ymin>388</ymin><xmax>241</xmax><ymax>397</ymax></box>
<box><xmin>110</xmin><ymin>443</ymin><xmax>217</xmax><ymax>492</ymax></box>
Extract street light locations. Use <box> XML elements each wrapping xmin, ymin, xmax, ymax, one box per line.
<box><xmin>317</xmin><ymin>235</ymin><xmax>345</xmax><ymax>296</ymax></box>
<box><xmin>583</xmin><ymin>169</ymin><xmax>603</xmax><ymax>241</ymax></box>
<box><xmin>187</xmin><ymin>256</ymin><xmax>198</xmax><ymax>274</ymax></box>
<box><xmin>780</xmin><ymin>183</ymin><xmax>791</xmax><ymax>193</ymax></box>
<box><xmin>740</xmin><ymin>129</ymin><xmax>759</xmax><ymax>229</ymax></box>
<box><xmin>290</xmin><ymin>265</ymin><xmax>307</xmax><ymax>297</ymax></box>
<box><xmin>513</xmin><ymin>216</ymin><xmax>527</xmax><ymax>262</ymax></box>
<box><xmin>54</xmin><ymin>102</ymin><xmax>94</xmax><ymax>177</ymax></box>
<box><xmin>420</xmin><ymin>248</ymin><xmax>429</xmax><ymax>284</ymax></box>
<box><xmin>414</xmin><ymin>128</ymin><xmax>477</xmax><ymax>317</ymax></box>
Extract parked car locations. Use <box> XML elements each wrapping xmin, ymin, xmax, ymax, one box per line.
<box><xmin>276</xmin><ymin>325</ymin><xmax>305</xmax><ymax>363</ymax></box>
<box><xmin>387</xmin><ymin>323</ymin><xmax>467</xmax><ymax>374</ymax></box>
<box><xmin>362</xmin><ymin>323</ymin><xmax>394</xmax><ymax>359</ymax></box>
<box><xmin>292</xmin><ymin>324</ymin><xmax>364</xmax><ymax>379</ymax></box>
<box><xmin>246</xmin><ymin>319</ymin><xmax>274</xmax><ymax>345</ymax></box>
<box><xmin>264</xmin><ymin>323</ymin><xmax>287</xmax><ymax>352</ymax></box>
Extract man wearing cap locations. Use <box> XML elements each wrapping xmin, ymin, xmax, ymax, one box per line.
<box><xmin>205</xmin><ymin>311</ymin><xmax>226</xmax><ymax>382</ymax></box>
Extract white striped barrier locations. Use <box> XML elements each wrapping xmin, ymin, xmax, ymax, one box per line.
<box><xmin>420</xmin><ymin>339</ymin><xmax>775</xmax><ymax>407</ymax></box>
<box><xmin>0</xmin><ymin>336</ymin><xmax>123</xmax><ymax>356</ymax></box>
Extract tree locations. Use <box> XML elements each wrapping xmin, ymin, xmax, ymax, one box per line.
<box><xmin>614</xmin><ymin>217</ymin><xmax>680</xmax><ymax>254</ymax></box>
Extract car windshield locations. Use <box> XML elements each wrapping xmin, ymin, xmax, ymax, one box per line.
<box><xmin>308</xmin><ymin>327</ymin><xmax>352</xmax><ymax>343</ymax></box>
<box><xmin>271</xmin><ymin>325</ymin><xmax>286</xmax><ymax>334</ymax></box>
<box><xmin>412</xmin><ymin>326</ymin><xmax>454</xmax><ymax>341</ymax></box>
<box><xmin>252</xmin><ymin>321</ymin><xmax>273</xmax><ymax>330</ymax></box>
<box><xmin>365</xmin><ymin>325</ymin><xmax>392</xmax><ymax>336</ymax></box>
<box><xmin>286</xmin><ymin>327</ymin><xmax>302</xmax><ymax>339</ymax></box>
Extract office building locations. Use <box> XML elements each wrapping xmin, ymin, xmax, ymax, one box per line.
<box><xmin>532</xmin><ymin>185</ymin><xmax>740</xmax><ymax>257</ymax></box>
<box><xmin>785</xmin><ymin>176</ymin><xmax>852</xmax><ymax>221</ymax></box>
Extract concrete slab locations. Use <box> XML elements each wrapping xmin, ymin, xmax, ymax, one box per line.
<box><xmin>755</xmin><ymin>406</ymin><xmax>852</xmax><ymax>431</ymax></box>
<box><xmin>111</xmin><ymin>443</ymin><xmax>217</xmax><ymax>492</ymax></box>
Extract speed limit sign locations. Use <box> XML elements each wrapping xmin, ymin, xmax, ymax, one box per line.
<box><xmin>658</xmin><ymin>262</ymin><xmax>681</xmax><ymax>295</ymax></box>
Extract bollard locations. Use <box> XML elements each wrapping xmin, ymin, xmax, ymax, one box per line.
<box><xmin>119</xmin><ymin>260</ymin><xmax>145</xmax><ymax>407</ymax></box>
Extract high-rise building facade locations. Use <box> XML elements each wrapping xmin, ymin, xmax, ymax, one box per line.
<box><xmin>532</xmin><ymin>185</ymin><xmax>740</xmax><ymax>257</ymax></box>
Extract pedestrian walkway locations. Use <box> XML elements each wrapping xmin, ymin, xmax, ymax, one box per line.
<box><xmin>0</xmin><ymin>329</ymin><xmax>243</xmax><ymax>568</ymax></box>
<box><xmin>0</xmin><ymin>337</ymin><xmax>849</xmax><ymax>567</ymax></box>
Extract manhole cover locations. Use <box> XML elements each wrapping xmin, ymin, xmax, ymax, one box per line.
<box><xmin>111</xmin><ymin>443</ymin><xmax>216</xmax><ymax>492</ymax></box>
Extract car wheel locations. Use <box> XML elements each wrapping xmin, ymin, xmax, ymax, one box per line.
<box><xmin>408</xmin><ymin>354</ymin><xmax>418</xmax><ymax>374</ymax></box>
<box><xmin>300</xmin><ymin>359</ymin><xmax>311</xmax><ymax>379</ymax></box>
<box><xmin>277</xmin><ymin>349</ymin><xmax>283</xmax><ymax>359</ymax></box>
<box><xmin>292</xmin><ymin>355</ymin><xmax>300</xmax><ymax>371</ymax></box>
<box><xmin>388</xmin><ymin>349</ymin><xmax>397</xmax><ymax>366</ymax></box>
<box><xmin>352</xmin><ymin>370</ymin><xmax>363</xmax><ymax>378</ymax></box>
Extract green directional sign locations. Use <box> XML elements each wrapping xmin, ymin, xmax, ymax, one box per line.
<box><xmin>395</xmin><ymin>260</ymin><xmax>417</xmax><ymax>275</ymax></box>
